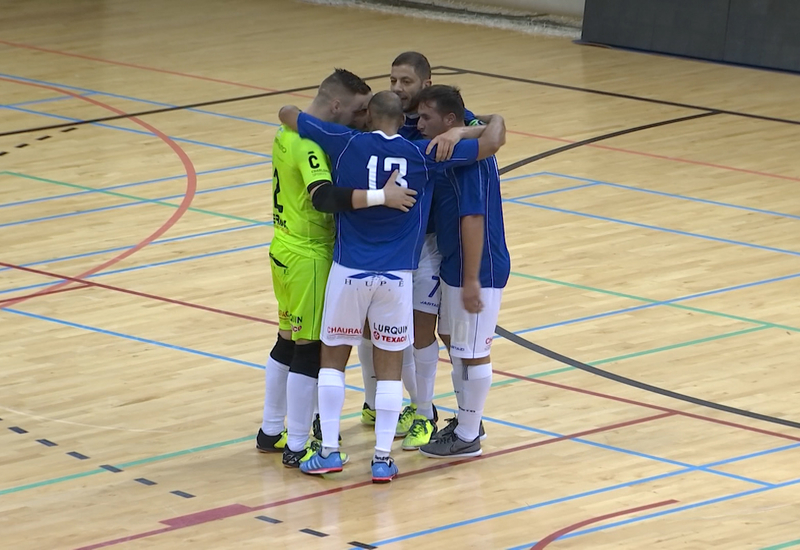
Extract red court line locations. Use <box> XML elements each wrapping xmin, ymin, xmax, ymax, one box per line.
<box><xmin>507</xmin><ymin>129</ymin><xmax>800</xmax><ymax>183</ymax></box>
<box><xmin>0</xmin><ymin>76</ymin><xmax>197</xmax><ymax>309</ymax></box>
<box><xmin>72</xmin><ymin>412</ymin><xmax>672</xmax><ymax>550</ymax></box>
<box><xmin>493</xmin><ymin>368</ymin><xmax>800</xmax><ymax>442</ymax></box>
<box><xmin>530</xmin><ymin>499</ymin><xmax>679</xmax><ymax>549</ymax></box>
<box><xmin>0</xmin><ymin>40</ymin><xmax>313</xmax><ymax>98</ymax></box>
<box><xmin>0</xmin><ymin>283</ymin><xmax>89</xmax><ymax>305</ymax></box>
<box><xmin>0</xmin><ymin>263</ymin><xmax>279</xmax><ymax>326</ymax></box>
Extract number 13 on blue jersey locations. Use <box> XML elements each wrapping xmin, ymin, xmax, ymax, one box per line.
<box><xmin>367</xmin><ymin>155</ymin><xmax>409</xmax><ymax>189</ymax></box>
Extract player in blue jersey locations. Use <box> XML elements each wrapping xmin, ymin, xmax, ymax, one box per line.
<box><xmin>357</xmin><ymin>52</ymin><xmax>485</xmax><ymax>449</ymax></box>
<box><xmin>277</xmin><ymin>90</ymin><xmax>506</xmax><ymax>481</ymax></box>
<box><xmin>411</xmin><ymin>85</ymin><xmax>510</xmax><ymax>459</ymax></box>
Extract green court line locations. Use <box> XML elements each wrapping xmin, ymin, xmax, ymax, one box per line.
<box><xmin>6</xmin><ymin>171</ymin><xmax>268</xmax><ymax>225</ymax></box>
<box><xmin>763</xmin><ymin>538</ymin><xmax>800</xmax><ymax>550</ymax></box>
<box><xmin>0</xmin><ymin>324</ymin><xmax>765</xmax><ymax>498</ymax></box>
<box><xmin>510</xmin><ymin>271</ymin><xmax>800</xmax><ymax>333</ymax></box>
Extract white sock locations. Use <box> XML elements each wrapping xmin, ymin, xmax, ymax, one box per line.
<box><xmin>455</xmin><ymin>363</ymin><xmax>492</xmax><ymax>442</ymax></box>
<box><xmin>317</xmin><ymin>368</ymin><xmax>345</xmax><ymax>455</ymax></box>
<box><xmin>402</xmin><ymin>345</ymin><xmax>417</xmax><ymax>404</ymax></box>
<box><xmin>261</xmin><ymin>356</ymin><xmax>289</xmax><ymax>435</ymax></box>
<box><xmin>451</xmin><ymin>356</ymin><xmax>464</xmax><ymax>415</ymax></box>
<box><xmin>286</xmin><ymin>372</ymin><xmax>317</xmax><ymax>452</ymax></box>
<box><xmin>374</xmin><ymin>380</ymin><xmax>403</xmax><ymax>458</ymax></box>
<box><xmin>358</xmin><ymin>338</ymin><xmax>377</xmax><ymax>409</ymax></box>
<box><xmin>413</xmin><ymin>341</ymin><xmax>439</xmax><ymax>420</ymax></box>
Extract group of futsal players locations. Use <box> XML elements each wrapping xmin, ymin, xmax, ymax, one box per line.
<box><xmin>256</xmin><ymin>52</ymin><xmax>510</xmax><ymax>483</ymax></box>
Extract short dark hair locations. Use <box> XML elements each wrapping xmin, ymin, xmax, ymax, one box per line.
<box><xmin>319</xmin><ymin>68</ymin><xmax>372</xmax><ymax>98</ymax></box>
<box><xmin>369</xmin><ymin>90</ymin><xmax>404</xmax><ymax>121</ymax></box>
<box><xmin>392</xmin><ymin>51</ymin><xmax>431</xmax><ymax>81</ymax></box>
<box><xmin>416</xmin><ymin>84</ymin><xmax>465</xmax><ymax>123</ymax></box>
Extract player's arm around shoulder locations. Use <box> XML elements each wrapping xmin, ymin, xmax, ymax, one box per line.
<box><xmin>278</xmin><ymin>105</ymin><xmax>301</xmax><ymax>131</ymax></box>
<box><xmin>309</xmin><ymin>171</ymin><xmax>417</xmax><ymax>213</ymax></box>
<box><xmin>475</xmin><ymin>114</ymin><xmax>506</xmax><ymax>160</ymax></box>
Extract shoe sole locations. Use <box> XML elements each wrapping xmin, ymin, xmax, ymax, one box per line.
<box><xmin>256</xmin><ymin>446</ymin><xmax>284</xmax><ymax>453</ymax></box>
<box><xmin>372</xmin><ymin>475</ymin><xmax>396</xmax><ymax>483</ymax></box>
<box><xmin>301</xmin><ymin>466</ymin><xmax>343</xmax><ymax>474</ymax></box>
<box><xmin>418</xmin><ymin>448</ymin><xmax>482</xmax><ymax>459</ymax></box>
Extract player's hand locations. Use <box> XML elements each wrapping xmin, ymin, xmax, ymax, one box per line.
<box><xmin>462</xmin><ymin>279</ymin><xmax>483</xmax><ymax>314</ymax></box>
<box><xmin>426</xmin><ymin>127</ymin><xmax>464</xmax><ymax>162</ymax></box>
<box><xmin>383</xmin><ymin>169</ymin><xmax>417</xmax><ymax>212</ymax></box>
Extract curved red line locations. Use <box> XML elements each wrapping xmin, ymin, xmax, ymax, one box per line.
<box><xmin>0</xmin><ymin>76</ymin><xmax>197</xmax><ymax>308</ymax></box>
<box><xmin>530</xmin><ymin>499</ymin><xmax>678</xmax><ymax>549</ymax></box>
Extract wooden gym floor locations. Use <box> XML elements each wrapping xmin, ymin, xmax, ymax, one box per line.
<box><xmin>2</xmin><ymin>1</ymin><xmax>800</xmax><ymax>548</ymax></box>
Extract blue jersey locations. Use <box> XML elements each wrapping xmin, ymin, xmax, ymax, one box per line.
<box><xmin>296</xmin><ymin>112</ymin><xmax>479</xmax><ymax>272</ymax></box>
<box><xmin>434</xmin><ymin>155</ymin><xmax>510</xmax><ymax>289</ymax></box>
<box><xmin>399</xmin><ymin>108</ymin><xmax>477</xmax><ymax>234</ymax></box>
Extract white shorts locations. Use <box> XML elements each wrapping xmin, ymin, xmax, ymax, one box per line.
<box><xmin>412</xmin><ymin>233</ymin><xmax>443</xmax><ymax>315</ymax></box>
<box><xmin>321</xmin><ymin>262</ymin><xmax>414</xmax><ymax>352</ymax></box>
<box><xmin>438</xmin><ymin>282</ymin><xmax>503</xmax><ymax>359</ymax></box>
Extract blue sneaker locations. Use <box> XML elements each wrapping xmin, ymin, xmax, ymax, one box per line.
<box><xmin>371</xmin><ymin>457</ymin><xmax>399</xmax><ymax>483</ymax></box>
<box><xmin>299</xmin><ymin>450</ymin><xmax>348</xmax><ymax>475</ymax></box>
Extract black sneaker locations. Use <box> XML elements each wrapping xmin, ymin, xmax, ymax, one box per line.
<box><xmin>256</xmin><ymin>428</ymin><xmax>286</xmax><ymax>453</ymax></box>
<box><xmin>419</xmin><ymin>430</ymin><xmax>482</xmax><ymax>458</ymax></box>
<box><xmin>430</xmin><ymin>417</ymin><xmax>485</xmax><ymax>442</ymax></box>
<box><xmin>282</xmin><ymin>440</ymin><xmax>320</xmax><ymax>468</ymax></box>
<box><xmin>312</xmin><ymin>414</ymin><xmax>342</xmax><ymax>443</ymax></box>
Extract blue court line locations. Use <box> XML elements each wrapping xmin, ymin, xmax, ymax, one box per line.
<box><xmin>0</xmin><ymin>242</ymin><xmax>271</xmax><ymax>297</ymax></box>
<box><xmin>2</xmin><ymin>92</ymin><xmax>97</xmax><ymax>108</ymax></box>
<box><xmin>0</xmin><ymin>72</ymin><xmax>280</xmax><ymax>127</ymax></box>
<box><xmin>2</xmin><ymin>307</ymin><xmax>265</xmax><ymax>369</ymax></box>
<box><xmin>507</xmin><ymin>198</ymin><xmax>800</xmax><ymax>258</ymax></box>
<box><xmin>508</xmin><ymin>473</ymin><xmax>800</xmax><ymax>549</ymax></box>
<box><xmin>542</xmin><ymin>172</ymin><xmax>800</xmax><ymax>222</ymax></box>
<box><xmin>367</xmin><ymin>440</ymin><xmax>800</xmax><ymax>549</ymax></box>
<box><xmin>0</xmin><ymin>223</ymin><xmax>260</xmax><ymax>274</ymax></box>
<box><xmin>496</xmin><ymin>268</ymin><xmax>800</xmax><ymax>340</ymax></box>
<box><xmin>0</xmin><ymin>161</ymin><xmax>270</xmax><ymax>209</ymax></box>
<box><xmin>0</xmin><ymin>178</ymin><xmax>270</xmax><ymax>229</ymax></box>
<box><xmin>1</xmin><ymin>303</ymin><xmax>775</xmax><ymax>489</ymax></box>
<box><xmin>1</xmin><ymin>104</ymin><xmax>270</xmax><ymax>158</ymax></box>
<box><xmin>512</xmin><ymin>182</ymin><xmax>598</xmax><ymax>200</ymax></box>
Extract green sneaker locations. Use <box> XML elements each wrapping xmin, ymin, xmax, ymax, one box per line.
<box><xmin>256</xmin><ymin>428</ymin><xmax>287</xmax><ymax>453</ymax></box>
<box><xmin>395</xmin><ymin>404</ymin><xmax>418</xmax><ymax>437</ymax></box>
<box><xmin>402</xmin><ymin>416</ymin><xmax>438</xmax><ymax>450</ymax></box>
<box><xmin>361</xmin><ymin>403</ymin><xmax>377</xmax><ymax>426</ymax></box>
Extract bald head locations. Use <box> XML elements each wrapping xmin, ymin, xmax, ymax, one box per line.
<box><xmin>368</xmin><ymin>90</ymin><xmax>404</xmax><ymax>130</ymax></box>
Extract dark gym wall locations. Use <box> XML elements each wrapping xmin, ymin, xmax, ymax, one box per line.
<box><xmin>582</xmin><ymin>0</ymin><xmax>800</xmax><ymax>73</ymax></box>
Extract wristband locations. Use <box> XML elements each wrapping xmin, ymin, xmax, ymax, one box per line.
<box><xmin>366</xmin><ymin>189</ymin><xmax>386</xmax><ymax>207</ymax></box>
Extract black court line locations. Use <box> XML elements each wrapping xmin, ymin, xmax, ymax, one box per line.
<box><xmin>134</xmin><ymin>478</ymin><xmax>156</xmax><ymax>486</ymax></box>
<box><xmin>495</xmin><ymin>327</ymin><xmax>800</xmax><ymax>430</ymax></box>
<box><xmin>444</xmin><ymin>65</ymin><xmax>800</xmax><ymax>127</ymax></box>
<box><xmin>349</xmin><ymin>542</ymin><xmax>378</xmax><ymax>549</ymax></box>
<box><xmin>0</xmin><ymin>72</ymin><xmax>402</xmax><ymax>138</ymax></box>
<box><xmin>9</xmin><ymin>426</ymin><xmax>28</xmax><ymax>434</ymax></box>
<box><xmin>67</xmin><ymin>451</ymin><xmax>89</xmax><ymax>460</ymax></box>
<box><xmin>498</xmin><ymin>111</ymin><xmax>720</xmax><ymax>175</ymax></box>
<box><xmin>171</xmin><ymin>490</ymin><xmax>195</xmax><ymax>498</ymax></box>
<box><xmin>100</xmin><ymin>465</ymin><xmax>122</xmax><ymax>473</ymax></box>
<box><xmin>36</xmin><ymin>439</ymin><xmax>58</xmax><ymax>447</ymax></box>
<box><xmin>493</xmin><ymin>110</ymin><xmax>800</xmax><ymax>430</ymax></box>
<box><xmin>299</xmin><ymin>528</ymin><xmax>328</xmax><ymax>537</ymax></box>
<box><xmin>255</xmin><ymin>515</ymin><xmax>282</xmax><ymax>524</ymax></box>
